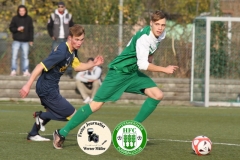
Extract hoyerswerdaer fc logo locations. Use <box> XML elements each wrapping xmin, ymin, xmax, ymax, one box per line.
<box><xmin>77</xmin><ymin>120</ymin><xmax>112</xmax><ymax>155</ymax></box>
<box><xmin>112</xmin><ymin>120</ymin><xmax>147</xmax><ymax>156</ymax></box>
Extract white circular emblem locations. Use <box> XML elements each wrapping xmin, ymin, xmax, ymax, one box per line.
<box><xmin>77</xmin><ymin>120</ymin><xmax>112</xmax><ymax>155</ymax></box>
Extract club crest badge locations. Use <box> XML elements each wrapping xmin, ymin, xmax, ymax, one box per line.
<box><xmin>112</xmin><ymin>120</ymin><xmax>147</xmax><ymax>156</ymax></box>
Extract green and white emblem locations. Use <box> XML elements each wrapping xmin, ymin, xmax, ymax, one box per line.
<box><xmin>112</xmin><ymin>120</ymin><xmax>147</xmax><ymax>156</ymax></box>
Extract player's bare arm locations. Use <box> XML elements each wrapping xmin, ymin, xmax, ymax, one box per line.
<box><xmin>74</xmin><ymin>62</ymin><xmax>95</xmax><ymax>72</ymax></box>
<box><xmin>147</xmin><ymin>63</ymin><xmax>179</xmax><ymax>74</ymax></box>
<box><xmin>74</xmin><ymin>55</ymin><xmax>104</xmax><ymax>72</ymax></box>
<box><xmin>19</xmin><ymin>63</ymin><xmax>44</xmax><ymax>98</ymax></box>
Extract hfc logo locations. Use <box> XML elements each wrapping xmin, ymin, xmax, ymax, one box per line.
<box><xmin>122</xmin><ymin>128</ymin><xmax>137</xmax><ymax>149</ymax></box>
<box><xmin>113</xmin><ymin>120</ymin><xmax>147</xmax><ymax>156</ymax></box>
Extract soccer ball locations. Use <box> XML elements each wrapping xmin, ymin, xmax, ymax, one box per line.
<box><xmin>192</xmin><ymin>135</ymin><xmax>212</xmax><ymax>155</ymax></box>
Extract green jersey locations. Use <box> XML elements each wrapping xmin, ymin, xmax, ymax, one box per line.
<box><xmin>108</xmin><ymin>26</ymin><xmax>166</xmax><ymax>73</ymax></box>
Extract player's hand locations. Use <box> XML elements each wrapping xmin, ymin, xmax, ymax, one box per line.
<box><xmin>19</xmin><ymin>84</ymin><xmax>30</xmax><ymax>98</ymax></box>
<box><xmin>164</xmin><ymin>65</ymin><xmax>179</xmax><ymax>74</ymax></box>
<box><xmin>94</xmin><ymin>55</ymin><xmax>104</xmax><ymax>66</ymax></box>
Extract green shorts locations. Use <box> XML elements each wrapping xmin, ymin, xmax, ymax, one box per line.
<box><xmin>93</xmin><ymin>69</ymin><xmax>157</xmax><ymax>102</ymax></box>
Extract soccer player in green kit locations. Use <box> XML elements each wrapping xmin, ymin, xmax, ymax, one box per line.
<box><xmin>53</xmin><ymin>10</ymin><xmax>179</xmax><ymax>149</ymax></box>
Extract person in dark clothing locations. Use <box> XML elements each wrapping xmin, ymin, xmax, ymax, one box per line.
<box><xmin>47</xmin><ymin>1</ymin><xmax>74</xmax><ymax>79</ymax></box>
<box><xmin>9</xmin><ymin>5</ymin><xmax>34</xmax><ymax>76</ymax></box>
<box><xmin>19</xmin><ymin>24</ymin><xmax>104</xmax><ymax>141</ymax></box>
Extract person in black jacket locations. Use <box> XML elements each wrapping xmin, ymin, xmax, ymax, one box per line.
<box><xmin>47</xmin><ymin>1</ymin><xmax>74</xmax><ymax>79</ymax></box>
<box><xmin>9</xmin><ymin>5</ymin><xmax>34</xmax><ymax>76</ymax></box>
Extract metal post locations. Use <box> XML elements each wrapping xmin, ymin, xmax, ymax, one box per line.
<box><xmin>228</xmin><ymin>20</ymin><xmax>231</xmax><ymax>55</ymax></box>
<box><xmin>204</xmin><ymin>18</ymin><xmax>211</xmax><ymax>107</ymax></box>
<box><xmin>118</xmin><ymin>0</ymin><xmax>123</xmax><ymax>54</ymax></box>
<box><xmin>190</xmin><ymin>22</ymin><xmax>195</xmax><ymax>102</ymax></box>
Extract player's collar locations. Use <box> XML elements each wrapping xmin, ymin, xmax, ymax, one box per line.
<box><xmin>157</xmin><ymin>30</ymin><xmax>166</xmax><ymax>42</ymax></box>
<box><xmin>150</xmin><ymin>30</ymin><xmax>166</xmax><ymax>42</ymax></box>
<box><xmin>66</xmin><ymin>42</ymin><xmax>73</xmax><ymax>54</ymax></box>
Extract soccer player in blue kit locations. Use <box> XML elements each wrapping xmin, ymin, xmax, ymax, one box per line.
<box><xmin>19</xmin><ymin>24</ymin><xmax>104</xmax><ymax>141</ymax></box>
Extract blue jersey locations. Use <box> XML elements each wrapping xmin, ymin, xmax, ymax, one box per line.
<box><xmin>36</xmin><ymin>42</ymin><xmax>80</xmax><ymax>97</ymax></box>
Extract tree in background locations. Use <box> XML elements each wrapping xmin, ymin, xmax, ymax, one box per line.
<box><xmin>0</xmin><ymin>0</ymin><xmax>215</xmax><ymax>78</ymax></box>
<box><xmin>70</xmin><ymin>0</ymin><xmax>145</xmax><ymax>25</ymax></box>
<box><xmin>142</xmin><ymin>0</ymin><xmax>211</xmax><ymax>24</ymax></box>
<box><xmin>0</xmin><ymin>0</ymin><xmax>146</xmax><ymax>31</ymax></box>
<box><xmin>0</xmin><ymin>0</ymin><xmax>214</xmax><ymax>30</ymax></box>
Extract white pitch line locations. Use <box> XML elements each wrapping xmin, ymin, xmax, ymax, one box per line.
<box><xmin>1</xmin><ymin>132</ymin><xmax>240</xmax><ymax>147</ymax></box>
<box><xmin>151</xmin><ymin>138</ymin><xmax>240</xmax><ymax>147</ymax></box>
<box><xmin>213</xmin><ymin>142</ymin><xmax>240</xmax><ymax>146</ymax></box>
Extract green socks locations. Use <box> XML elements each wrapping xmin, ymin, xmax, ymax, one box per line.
<box><xmin>134</xmin><ymin>97</ymin><xmax>160</xmax><ymax>123</ymax></box>
<box><xmin>59</xmin><ymin>98</ymin><xmax>159</xmax><ymax>137</ymax></box>
<box><xmin>59</xmin><ymin>104</ymin><xmax>93</xmax><ymax>137</ymax></box>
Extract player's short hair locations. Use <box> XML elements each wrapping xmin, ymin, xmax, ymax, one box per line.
<box><xmin>151</xmin><ymin>10</ymin><xmax>167</xmax><ymax>22</ymax></box>
<box><xmin>69</xmin><ymin>24</ymin><xmax>85</xmax><ymax>37</ymax></box>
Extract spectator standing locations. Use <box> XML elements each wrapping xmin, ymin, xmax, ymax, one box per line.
<box><xmin>9</xmin><ymin>5</ymin><xmax>34</xmax><ymax>76</ymax></box>
<box><xmin>47</xmin><ymin>1</ymin><xmax>74</xmax><ymax>78</ymax></box>
<box><xmin>75</xmin><ymin>58</ymin><xmax>102</xmax><ymax>103</ymax></box>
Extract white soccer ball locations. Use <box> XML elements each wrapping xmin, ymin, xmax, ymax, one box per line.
<box><xmin>192</xmin><ymin>135</ymin><xmax>212</xmax><ymax>155</ymax></box>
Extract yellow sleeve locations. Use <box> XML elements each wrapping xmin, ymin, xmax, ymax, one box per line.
<box><xmin>72</xmin><ymin>57</ymin><xmax>81</xmax><ymax>69</ymax></box>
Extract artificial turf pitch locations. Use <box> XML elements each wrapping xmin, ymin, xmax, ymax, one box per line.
<box><xmin>0</xmin><ymin>101</ymin><xmax>240</xmax><ymax>160</ymax></box>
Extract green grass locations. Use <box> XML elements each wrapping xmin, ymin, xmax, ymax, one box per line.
<box><xmin>0</xmin><ymin>101</ymin><xmax>240</xmax><ymax>160</ymax></box>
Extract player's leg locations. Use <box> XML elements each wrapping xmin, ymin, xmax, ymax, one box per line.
<box><xmin>10</xmin><ymin>41</ymin><xmax>20</xmax><ymax>75</ymax></box>
<box><xmin>58</xmin><ymin>102</ymin><xmax>104</xmax><ymax>137</ymax></box>
<box><xmin>134</xmin><ymin>87</ymin><xmax>163</xmax><ymax>122</ymax></box>
<box><xmin>27</xmin><ymin>111</ymin><xmax>58</xmax><ymax>141</ymax></box>
<box><xmin>54</xmin><ymin>69</ymin><xmax>128</xmax><ymax>149</ymax></box>
<box><xmin>27</xmin><ymin>95</ymin><xmax>76</xmax><ymax>141</ymax></box>
<box><xmin>27</xmin><ymin>110</ymin><xmax>75</xmax><ymax>141</ymax></box>
<box><xmin>125</xmin><ymin>71</ymin><xmax>163</xmax><ymax>123</ymax></box>
<box><xmin>53</xmin><ymin>101</ymin><xmax>104</xmax><ymax>149</ymax></box>
<box><xmin>33</xmin><ymin>109</ymin><xmax>67</xmax><ymax>132</ymax></box>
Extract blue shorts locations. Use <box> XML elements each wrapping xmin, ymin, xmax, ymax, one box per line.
<box><xmin>39</xmin><ymin>93</ymin><xmax>75</xmax><ymax>121</ymax></box>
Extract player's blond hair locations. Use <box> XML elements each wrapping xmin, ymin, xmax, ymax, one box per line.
<box><xmin>151</xmin><ymin>10</ymin><xmax>167</xmax><ymax>22</ymax></box>
<box><xmin>69</xmin><ymin>24</ymin><xmax>85</xmax><ymax>37</ymax></box>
